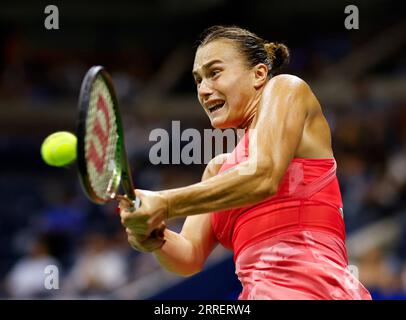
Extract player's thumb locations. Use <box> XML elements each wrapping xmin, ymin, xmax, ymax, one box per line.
<box><xmin>134</xmin><ymin>189</ymin><xmax>147</xmax><ymax>199</ymax></box>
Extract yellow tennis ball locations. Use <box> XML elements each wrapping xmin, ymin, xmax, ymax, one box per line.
<box><xmin>41</xmin><ymin>131</ymin><xmax>77</xmax><ymax>167</ymax></box>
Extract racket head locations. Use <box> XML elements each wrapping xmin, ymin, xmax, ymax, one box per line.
<box><xmin>76</xmin><ymin>65</ymin><xmax>135</xmax><ymax>204</ymax></box>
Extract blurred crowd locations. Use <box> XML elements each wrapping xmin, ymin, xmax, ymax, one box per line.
<box><xmin>1</xmin><ymin>16</ymin><xmax>406</xmax><ymax>300</ymax></box>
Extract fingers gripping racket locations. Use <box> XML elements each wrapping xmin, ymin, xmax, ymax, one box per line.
<box><xmin>76</xmin><ymin>65</ymin><xmax>164</xmax><ymax>239</ymax></box>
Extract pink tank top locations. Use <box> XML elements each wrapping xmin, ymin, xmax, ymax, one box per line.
<box><xmin>210</xmin><ymin>132</ymin><xmax>372</xmax><ymax>300</ymax></box>
<box><xmin>211</xmin><ymin>131</ymin><xmax>345</xmax><ymax>259</ymax></box>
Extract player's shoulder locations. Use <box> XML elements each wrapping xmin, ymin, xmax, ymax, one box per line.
<box><xmin>269</xmin><ymin>74</ymin><xmax>311</xmax><ymax>93</ymax></box>
<box><xmin>263</xmin><ymin>74</ymin><xmax>317</xmax><ymax>112</ymax></box>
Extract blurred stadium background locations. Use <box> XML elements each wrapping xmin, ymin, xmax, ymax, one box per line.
<box><xmin>0</xmin><ymin>0</ymin><xmax>405</xmax><ymax>299</ymax></box>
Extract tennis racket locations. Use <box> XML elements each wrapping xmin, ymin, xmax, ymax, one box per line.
<box><xmin>76</xmin><ymin>65</ymin><xmax>164</xmax><ymax>239</ymax></box>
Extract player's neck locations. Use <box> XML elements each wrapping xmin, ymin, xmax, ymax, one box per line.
<box><xmin>238</xmin><ymin>94</ymin><xmax>261</xmax><ymax>129</ymax></box>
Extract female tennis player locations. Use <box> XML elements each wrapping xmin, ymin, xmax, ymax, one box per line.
<box><xmin>119</xmin><ymin>25</ymin><xmax>372</xmax><ymax>300</ymax></box>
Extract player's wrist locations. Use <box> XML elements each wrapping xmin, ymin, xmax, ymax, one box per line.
<box><xmin>160</xmin><ymin>191</ymin><xmax>171</xmax><ymax>220</ymax></box>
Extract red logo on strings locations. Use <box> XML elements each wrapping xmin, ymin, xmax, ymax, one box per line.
<box><xmin>87</xmin><ymin>94</ymin><xmax>111</xmax><ymax>173</ymax></box>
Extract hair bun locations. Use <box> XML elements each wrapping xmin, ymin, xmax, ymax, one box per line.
<box><xmin>264</xmin><ymin>42</ymin><xmax>290</xmax><ymax>74</ymax></box>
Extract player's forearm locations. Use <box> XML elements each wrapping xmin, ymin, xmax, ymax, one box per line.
<box><xmin>165</xmin><ymin>161</ymin><xmax>276</xmax><ymax>219</ymax></box>
<box><xmin>153</xmin><ymin>229</ymin><xmax>203</xmax><ymax>277</ymax></box>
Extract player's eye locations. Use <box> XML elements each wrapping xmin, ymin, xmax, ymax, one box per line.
<box><xmin>210</xmin><ymin>69</ymin><xmax>221</xmax><ymax>78</ymax></box>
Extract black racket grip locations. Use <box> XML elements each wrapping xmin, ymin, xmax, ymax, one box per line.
<box><xmin>132</xmin><ymin>197</ymin><xmax>141</xmax><ymax>210</ymax></box>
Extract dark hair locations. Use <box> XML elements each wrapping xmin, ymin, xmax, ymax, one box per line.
<box><xmin>198</xmin><ymin>25</ymin><xmax>290</xmax><ymax>76</ymax></box>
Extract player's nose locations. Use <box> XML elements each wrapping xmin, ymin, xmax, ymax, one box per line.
<box><xmin>198</xmin><ymin>79</ymin><xmax>214</xmax><ymax>102</ymax></box>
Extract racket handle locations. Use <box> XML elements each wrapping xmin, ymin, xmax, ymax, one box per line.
<box><xmin>133</xmin><ymin>197</ymin><xmax>141</xmax><ymax>210</ymax></box>
<box><xmin>126</xmin><ymin>197</ymin><xmax>141</xmax><ymax>212</ymax></box>
<box><xmin>115</xmin><ymin>194</ymin><xmax>140</xmax><ymax>211</ymax></box>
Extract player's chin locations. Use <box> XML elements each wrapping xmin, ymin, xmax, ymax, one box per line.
<box><xmin>210</xmin><ymin>115</ymin><xmax>230</xmax><ymax>129</ymax></box>
<box><xmin>210</xmin><ymin>119</ymin><xmax>227</xmax><ymax>129</ymax></box>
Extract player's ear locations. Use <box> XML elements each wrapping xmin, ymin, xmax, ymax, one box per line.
<box><xmin>253</xmin><ymin>63</ymin><xmax>268</xmax><ymax>89</ymax></box>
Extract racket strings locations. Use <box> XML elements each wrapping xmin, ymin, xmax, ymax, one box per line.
<box><xmin>85</xmin><ymin>76</ymin><xmax>121</xmax><ymax>200</ymax></box>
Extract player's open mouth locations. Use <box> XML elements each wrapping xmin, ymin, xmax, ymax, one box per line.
<box><xmin>208</xmin><ymin>102</ymin><xmax>225</xmax><ymax>113</ymax></box>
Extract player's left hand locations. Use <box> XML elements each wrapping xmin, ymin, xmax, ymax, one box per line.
<box><xmin>125</xmin><ymin>221</ymin><xmax>166</xmax><ymax>253</ymax></box>
<box><xmin>119</xmin><ymin>189</ymin><xmax>168</xmax><ymax>237</ymax></box>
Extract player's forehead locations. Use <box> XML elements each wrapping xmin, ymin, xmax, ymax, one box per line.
<box><xmin>193</xmin><ymin>39</ymin><xmax>242</xmax><ymax>74</ymax></box>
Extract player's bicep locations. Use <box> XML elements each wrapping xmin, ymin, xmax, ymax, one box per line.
<box><xmin>250</xmin><ymin>75</ymin><xmax>309</xmax><ymax>183</ymax></box>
